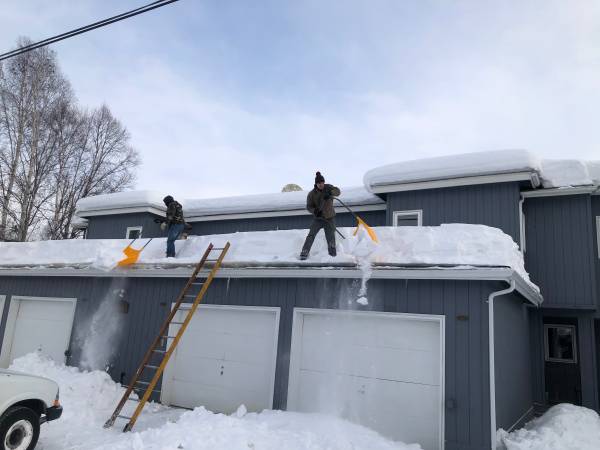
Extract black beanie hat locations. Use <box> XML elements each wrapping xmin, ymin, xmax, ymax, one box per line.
<box><xmin>315</xmin><ymin>171</ymin><xmax>325</xmax><ymax>184</ymax></box>
<box><xmin>163</xmin><ymin>195</ymin><xmax>174</xmax><ymax>205</ymax></box>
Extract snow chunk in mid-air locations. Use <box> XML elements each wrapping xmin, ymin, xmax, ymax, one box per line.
<box><xmin>363</xmin><ymin>149</ymin><xmax>540</xmax><ymax>191</ymax></box>
<box><xmin>9</xmin><ymin>353</ymin><xmax>419</xmax><ymax>450</ymax></box>
<box><xmin>498</xmin><ymin>403</ymin><xmax>600</xmax><ymax>450</ymax></box>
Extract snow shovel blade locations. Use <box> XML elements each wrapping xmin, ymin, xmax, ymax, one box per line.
<box><xmin>117</xmin><ymin>239</ymin><xmax>153</xmax><ymax>267</ymax></box>
<box><xmin>353</xmin><ymin>217</ymin><xmax>379</xmax><ymax>243</ymax></box>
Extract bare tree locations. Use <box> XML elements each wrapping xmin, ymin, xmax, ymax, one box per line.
<box><xmin>1</xmin><ymin>38</ymin><xmax>140</xmax><ymax>241</ymax></box>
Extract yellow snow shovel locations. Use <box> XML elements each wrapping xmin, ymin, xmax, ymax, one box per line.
<box><xmin>117</xmin><ymin>238</ymin><xmax>153</xmax><ymax>267</ymax></box>
<box><xmin>334</xmin><ymin>198</ymin><xmax>379</xmax><ymax>243</ymax></box>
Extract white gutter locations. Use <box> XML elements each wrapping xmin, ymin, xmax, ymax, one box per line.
<box><xmin>488</xmin><ymin>279</ymin><xmax>516</xmax><ymax>450</ymax></box>
<box><xmin>520</xmin><ymin>185</ymin><xmax>598</xmax><ymax>198</ymax></box>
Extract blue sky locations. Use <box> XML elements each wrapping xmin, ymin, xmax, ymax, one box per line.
<box><xmin>2</xmin><ymin>1</ymin><xmax>600</xmax><ymax>198</ymax></box>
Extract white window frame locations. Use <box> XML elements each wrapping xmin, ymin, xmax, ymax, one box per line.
<box><xmin>125</xmin><ymin>226</ymin><xmax>143</xmax><ymax>239</ymax></box>
<box><xmin>393</xmin><ymin>209</ymin><xmax>423</xmax><ymax>227</ymax></box>
<box><xmin>544</xmin><ymin>324</ymin><xmax>578</xmax><ymax>364</ymax></box>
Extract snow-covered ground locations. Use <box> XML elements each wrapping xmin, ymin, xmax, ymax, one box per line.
<box><xmin>0</xmin><ymin>224</ymin><xmax>537</xmax><ymax>289</ymax></box>
<box><xmin>498</xmin><ymin>404</ymin><xmax>600</xmax><ymax>450</ymax></box>
<box><xmin>9</xmin><ymin>353</ymin><xmax>419</xmax><ymax>450</ymax></box>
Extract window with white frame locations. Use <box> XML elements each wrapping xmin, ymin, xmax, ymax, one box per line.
<box><xmin>544</xmin><ymin>324</ymin><xmax>577</xmax><ymax>363</ymax></box>
<box><xmin>393</xmin><ymin>210</ymin><xmax>422</xmax><ymax>227</ymax></box>
<box><xmin>126</xmin><ymin>226</ymin><xmax>143</xmax><ymax>239</ymax></box>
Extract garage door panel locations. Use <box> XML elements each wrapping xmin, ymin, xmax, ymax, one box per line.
<box><xmin>18</xmin><ymin>300</ymin><xmax>72</xmax><ymax>321</ymax></box>
<box><xmin>163</xmin><ymin>306</ymin><xmax>278</xmax><ymax>415</ymax></box>
<box><xmin>289</xmin><ymin>310</ymin><xmax>443</xmax><ymax>450</ymax></box>
<box><xmin>299</xmin><ymin>339</ymin><xmax>440</xmax><ymax>385</ymax></box>
<box><xmin>302</xmin><ymin>315</ymin><xmax>439</xmax><ymax>353</ymax></box>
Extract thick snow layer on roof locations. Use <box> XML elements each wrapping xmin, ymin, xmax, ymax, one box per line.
<box><xmin>76</xmin><ymin>187</ymin><xmax>383</xmax><ymax>217</ymax></box>
<box><xmin>364</xmin><ymin>150</ymin><xmax>600</xmax><ymax>191</ymax></box>
<box><xmin>539</xmin><ymin>159</ymin><xmax>594</xmax><ymax>188</ymax></box>
<box><xmin>364</xmin><ymin>149</ymin><xmax>540</xmax><ymax>190</ymax></box>
<box><xmin>10</xmin><ymin>353</ymin><xmax>417</xmax><ymax>450</ymax></box>
<box><xmin>498</xmin><ymin>403</ymin><xmax>600</xmax><ymax>450</ymax></box>
<box><xmin>183</xmin><ymin>186</ymin><xmax>382</xmax><ymax>217</ymax></box>
<box><xmin>0</xmin><ymin>224</ymin><xmax>537</xmax><ymax>290</ymax></box>
<box><xmin>76</xmin><ymin>190</ymin><xmax>166</xmax><ymax>213</ymax></box>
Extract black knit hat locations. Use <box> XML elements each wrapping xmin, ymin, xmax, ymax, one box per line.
<box><xmin>163</xmin><ymin>195</ymin><xmax>174</xmax><ymax>205</ymax></box>
<box><xmin>314</xmin><ymin>171</ymin><xmax>325</xmax><ymax>184</ymax></box>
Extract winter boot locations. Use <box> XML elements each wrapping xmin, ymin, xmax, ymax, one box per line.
<box><xmin>300</xmin><ymin>250</ymin><xmax>309</xmax><ymax>260</ymax></box>
<box><xmin>328</xmin><ymin>246</ymin><xmax>337</xmax><ymax>257</ymax></box>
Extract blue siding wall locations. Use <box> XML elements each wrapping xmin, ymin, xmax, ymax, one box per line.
<box><xmin>86</xmin><ymin>213</ymin><xmax>163</xmax><ymax>239</ymax></box>
<box><xmin>85</xmin><ymin>210</ymin><xmax>386</xmax><ymax>240</ymax></box>
<box><xmin>592</xmin><ymin>196</ymin><xmax>600</xmax><ymax>313</ymax></box>
<box><xmin>0</xmin><ymin>274</ymin><xmax>527</xmax><ymax>450</ymax></box>
<box><xmin>524</xmin><ymin>195</ymin><xmax>598</xmax><ymax>309</ymax></box>
<box><xmin>494</xmin><ymin>294</ymin><xmax>533</xmax><ymax>430</ymax></box>
<box><xmin>386</xmin><ymin>183</ymin><xmax>521</xmax><ymax>243</ymax></box>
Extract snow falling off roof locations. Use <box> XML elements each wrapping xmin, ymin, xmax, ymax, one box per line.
<box><xmin>75</xmin><ymin>187</ymin><xmax>383</xmax><ymax>217</ymax></box>
<box><xmin>0</xmin><ymin>224</ymin><xmax>538</xmax><ymax>291</ymax></box>
<box><xmin>363</xmin><ymin>149</ymin><xmax>541</xmax><ymax>190</ymax></box>
<box><xmin>364</xmin><ymin>149</ymin><xmax>600</xmax><ymax>191</ymax></box>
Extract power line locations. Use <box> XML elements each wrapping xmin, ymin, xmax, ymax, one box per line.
<box><xmin>0</xmin><ymin>0</ymin><xmax>180</xmax><ymax>62</ymax></box>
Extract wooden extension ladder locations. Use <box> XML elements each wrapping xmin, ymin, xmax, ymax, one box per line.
<box><xmin>103</xmin><ymin>242</ymin><xmax>231</xmax><ymax>432</ymax></box>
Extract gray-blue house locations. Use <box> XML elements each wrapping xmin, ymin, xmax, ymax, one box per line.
<box><xmin>1</xmin><ymin>150</ymin><xmax>598</xmax><ymax>450</ymax></box>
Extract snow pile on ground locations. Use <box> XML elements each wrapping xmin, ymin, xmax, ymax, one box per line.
<box><xmin>76</xmin><ymin>187</ymin><xmax>383</xmax><ymax>217</ymax></box>
<box><xmin>9</xmin><ymin>353</ymin><xmax>418</xmax><ymax>450</ymax></box>
<box><xmin>364</xmin><ymin>150</ymin><xmax>600</xmax><ymax>191</ymax></box>
<box><xmin>0</xmin><ymin>224</ymin><xmax>536</xmax><ymax>287</ymax></box>
<box><xmin>497</xmin><ymin>404</ymin><xmax>600</xmax><ymax>450</ymax></box>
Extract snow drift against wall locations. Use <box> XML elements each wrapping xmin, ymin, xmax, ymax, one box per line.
<box><xmin>0</xmin><ymin>224</ymin><xmax>537</xmax><ymax>290</ymax></box>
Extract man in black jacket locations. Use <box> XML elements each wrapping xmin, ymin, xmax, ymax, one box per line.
<box><xmin>300</xmin><ymin>171</ymin><xmax>341</xmax><ymax>260</ymax></box>
<box><xmin>163</xmin><ymin>195</ymin><xmax>185</xmax><ymax>257</ymax></box>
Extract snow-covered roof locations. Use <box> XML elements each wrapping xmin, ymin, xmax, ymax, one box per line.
<box><xmin>364</xmin><ymin>149</ymin><xmax>600</xmax><ymax>192</ymax></box>
<box><xmin>75</xmin><ymin>187</ymin><xmax>384</xmax><ymax>218</ymax></box>
<box><xmin>0</xmin><ymin>225</ymin><xmax>541</xmax><ymax>303</ymax></box>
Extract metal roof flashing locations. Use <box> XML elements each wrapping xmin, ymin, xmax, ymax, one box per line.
<box><xmin>0</xmin><ymin>263</ymin><xmax>542</xmax><ymax>305</ymax></box>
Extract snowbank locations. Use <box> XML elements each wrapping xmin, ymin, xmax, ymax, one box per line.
<box><xmin>0</xmin><ymin>224</ymin><xmax>536</xmax><ymax>289</ymax></box>
<box><xmin>364</xmin><ymin>150</ymin><xmax>600</xmax><ymax>191</ymax></box>
<box><xmin>498</xmin><ymin>404</ymin><xmax>600</xmax><ymax>450</ymax></box>
<box><xmin>9</xmin><ymin>353</ymin><xmax>418</xmax><ymax>450</ymax></box>
<box><xmin>76</xmin><ymin>187</ymin><xmax>383</xmax><ymax>217</ymax></box>
<box><xmin>363</xmin><ymin>150</ymin><xmax>541</xmax><ymax>190</ymax></box>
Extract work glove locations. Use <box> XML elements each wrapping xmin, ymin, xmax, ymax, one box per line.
<box><xmin>323</xmin><ymin>188</ymin><xmax>332</xmax><ymax>200</ymax></box>
<box><xmin>160</xmin><ymin>222</ymin><xmax>167</xmax><ymax>231</ymax></box>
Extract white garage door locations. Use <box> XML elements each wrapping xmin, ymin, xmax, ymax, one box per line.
<box><xmin>161</xmin><ymin>305</ymin><xmax>280</xmax><ymax>413</ymax></box>
<box><xmin>287</xmin><ymin>309</ymin><xmax>444</xmax><ymax>450</ymax></box>
<box><xmin>0</xmin><ymin>296</ymin><xmax>77</xmax><ymax>368</ymax></box>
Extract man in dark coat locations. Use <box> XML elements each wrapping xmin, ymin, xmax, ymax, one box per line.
<box><xmin>300</xmin><ymin>171</ymin><xmax>341</xmax><ymax>260</ymax></box>
<box><xmin>163</xmin><ymin>195</ymin><xmax>185</xmax><ymax>257</ymax></box>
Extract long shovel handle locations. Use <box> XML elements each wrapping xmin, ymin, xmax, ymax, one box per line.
<box><xmin>316</xmin><ymin>217</ymin><xmax>345</xmax><ymax>240</ymax></box>
<box><xmin>140</xmin><ymin>238</ymin><xmax>154</xmax><ymax>251</ymax></box>
<box><xmin>334</xmin><ymin>197</ymin><xmax>359</xmax><ymax>220</ymax></box>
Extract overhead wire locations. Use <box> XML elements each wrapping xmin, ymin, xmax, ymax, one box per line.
<box><xmin>0</xmin><ymin>0</ymin><xmax>180</xmax><ymax>62</ymax></box>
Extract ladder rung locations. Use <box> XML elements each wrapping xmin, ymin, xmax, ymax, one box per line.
<box><xmin>170</xmin><ymin>321</ymin><xmax>184</xmax><ymax>325</ymax></box>
<box><xmin>144</xmin><ymin>365</ymin><xmax>159</xmax><ymax>370</ymax></box>
<box><xmin>127</xmin><ymin>397</ymin><xmax>140</xmax><ymax>402</ymax></box>
<box><xmin>117</xmin><ymin>415</ymin><xmax>132</xmax><ymax>420</ymax></box>
<box><xmin>162</xmin><ymin>335</ymin><xmax>177</xmax><ymax>339</ymax></box>
<box><xmin>184</xmin><ymin>294</ymin><xmax>197</xmax><ymax>298</ymax></box>
<box><xmin>191</xmin><ymin>282</ymin><xmax>204</xmax><ymax>285</ymax></box>
<box><xmin>152</xmin><ymin>349</ymin><xmax>166</xmax><ymax>353</ymax></box>
<box><xmin>135</xmin><ymin>381</ymin><xmax>151</xmax><ymax>385</ymax></box>
<box><xmin>211</xmin><ymin>247</ymin><xmax>225</xmax><ymax>250</ymax></box>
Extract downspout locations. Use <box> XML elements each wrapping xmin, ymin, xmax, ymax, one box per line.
<box><xmin>488</xmin><ymin>279</ymin><xmax>516</xmax><ymax>450</ymax></box>
<box><xmin>518</xmin><ymin>198</ymin><xmax>526</xmax><ymax>253</ymax></box>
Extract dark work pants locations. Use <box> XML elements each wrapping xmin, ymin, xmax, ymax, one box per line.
<box><xmin>167</xmin><ymin>223</ymin><xmax>185</xmax><ymax>257</ymax></box>
<box><xmin>301</xmin><ymin>217</ymin><xmax>336</xmax><ymax>256</ymax></box>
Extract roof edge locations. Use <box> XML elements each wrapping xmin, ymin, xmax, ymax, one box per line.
<box><xmin>369</xmin><ymin>171</ymin><xmax>538</xmax><ymax>194</ymax></box>
<box><xmin>0</xmin><ymin>265</ymin><xmax>542</xmax><ymax>305</ymax></box>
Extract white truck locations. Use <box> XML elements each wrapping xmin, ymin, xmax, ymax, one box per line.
<box><xmin>0</xmin><ymin>369</ymin><xmax>62</xmax><ymax>450</ymax></box>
